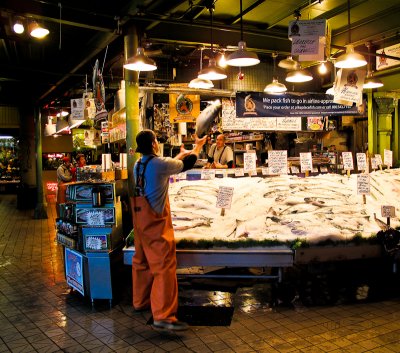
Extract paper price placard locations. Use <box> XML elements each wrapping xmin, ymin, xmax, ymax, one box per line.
<box><xmin>234</xmin><ymin>168</ymin><xmax>244</xmax><ymax>177</ymax></box>
<box><xmin>381</xmin><ymin>205</ymin><xmax>395</xmax><ymax>218</ymax></box>
<box><xmin>201</xmin><ymin>169</ymin><xmax>216</xmax><ymax>180</ymax></box>
<box><xmin>300</xmin><ymin>152</ymin><xmax>313</xmax><ymax>172</ymax></box>
<box><xmin>243</xmin><ymin>152</ymin><xmax>257</xmax><ymax>173</ymax></box>
<box><xmin>261</xmin><ymin>167</ymin><xmax>269</xmax><ymax>175</ymax></box>
<box><xmin>248</xmin><ymin>169</ymin><xmax>257</xmax><ymax>176</ymax></box>
<box><xmin>356</xmin><ymin>153</ymin><xmax>367</xmax><ymax>171</ymax></box>
<box><xmin>342</xmin><ymin>152</ymin><xmax>354</xmax><ymax>170</ymax></box>
<box><xmin>384</xmin><ymin>149</ymin><xmax>393</xmax><ymax>167</ymax></box>
<box><xmin>268</xmin><ymin>150</ymin><xmax>288</xmax><ymax>175</ymax></box>
<box><xmin>375</xmin><ymin>154</ymin><xmax>383</xmax><ymax>166</ymax></box>
<box><xmin>216</xmin><ymin>186</ymin><xmax>234</xmax><ymax>209</ymax></box>
<box><xmin>357</xmin><ymin>174</ymin><xmax>370</xmax><ymax>195</ymax></box>
<box><xmin>291</xmin><ymin>165</ymin><xmax>300</xmax><ymax>174</ymax></box>
<box><xmin>371</xmin><ymin>157</ymin><xmax>377</xmax><ymax>169</ymax></box>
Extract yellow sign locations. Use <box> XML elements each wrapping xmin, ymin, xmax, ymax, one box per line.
<box><xmin>169</xmin><ymin>94</ymin><xmax>200</xmax><ymax>123</ymax></box>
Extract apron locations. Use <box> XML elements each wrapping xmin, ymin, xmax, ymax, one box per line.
<box><xmin>131</xmin><ymin>156</ymin><xmax>178</xmax><ymax>322</ymax></box>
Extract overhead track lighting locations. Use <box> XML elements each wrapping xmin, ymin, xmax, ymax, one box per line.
<box><xmin>197</xmin><ymin>4</ymin><xmax>227</xmax><ymax>81</ymax></box>
<box><xmin>286</xmin><ymin>67</ymin><xmax>313</xmax><ymax>83</ymax></box>
<box><xmin>123</xmin><ymin>47</ymin><xmax>157</xmax><ymax>71</ymax></box>
<box><xmin>363</xmin><ymin>42</ymin><xmax>383</xmax><ymax>89</ymax></box>
<box><xmin>334</xmin><ymin>0</ymin><xmax>366</xmax><ymax>69</ymax></box>
<box><xmin>225</xmin><ymin>0</ymin><xmax>260</xmax><ymax>67</ymax></box>
<box><xmin>29</xmin><ymin>20</ymin><xmax>49</xmax><ymax>39</ymax></box>
<box><xmin>264</xmin><ymin>53</ymin><xmax>287</xmax><ymax>93</ymax></box>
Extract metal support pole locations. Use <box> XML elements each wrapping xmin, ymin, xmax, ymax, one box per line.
<box><xmin>34</xmin><ymin>107</ymin><xmax>48</xmax><ymax>219</ymax></box>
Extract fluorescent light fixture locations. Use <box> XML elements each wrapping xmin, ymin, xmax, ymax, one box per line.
<box><xmin>226</xmin><ymin>41</ymin><xmax>260</xmax><ymax>67</ymax></box>
<box><xmin>29</xmin><ymin>21</ymin><xmax>49</xmax><ymax>39</ymax></box>
<box><xmin>123</xmin><ymin>47</ymin><xmax>157</xmax><ymax>71</ymax></box>
<box><xmin>188</xmin><ymin>78</ymin><xmax>214</xmax><ymax>89</ymax></box>
<box><xmin>335</xmin><ymin>45</ymin><xmax>367</xmax><ymax>69</ymax></box>
<box><xmin>264</xmin><ymin>79</ymin><xmax>287</xmax><ymax>93</ymax></box>
<box><xmin>286</xmin><ymin>68</ymin><xmax>313</xmax><ymax>82</ymax></box>
<box><xmin>198</xmin><ymin>58</ymin><xmax>227</xmax><ymax>80</ymax></box>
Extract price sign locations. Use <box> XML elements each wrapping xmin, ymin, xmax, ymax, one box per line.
<box><xmin>381</xmin><ymin>205</ymin><xmax>395</xmax><ymax>218</ymax></box>
<box><xmin>243</xmin><ymin>152</ymin><xmax>257</xmax><ymax>173</ymax></box>
<box><xmin>201</xmin><ymin>169</ymin><xmax>216</xmax><ymax>180</ymax></box>
<box><xmin>216</xmin><ymin>186</ymin><xmax>234</xmax><ymax>209</ymax></box>
<box><xmin>268</xmin><ymin>150</ymin><xmax>288</xmax><ymax>175</ymax></box>
<box><xmin>300</xmin><ymin>152</ymin><xmax>313</xmax><ymax>172</ymax></box>
<box><xmin>384</xmin><ymin>149</ymin><xmax>393</xmax><ymax>167</ymax></box>
<box><xmin>356</xmin><ymin>153</ymin><xmax>367</xmax><ymax>171</ymax></box>
<box><xmin>375</xmin><ymin>154</ymin><xmax>383</xmax><ymax>166</ymax></box>
<box><xmin>234</xmin><ymin>168</ymin><xmax>244</xmax><ymax>177</ymax></box>
<box><xmin>371</xmin><ymin>157</ymin><xmax>378</xmax><ymax>170</ymax></box>
<box><xmin>342</xmin><ymin>152</ymin><xmax>354</xmax><ymax>170</ymax></box>
<box><xmin>357</xmin><ymin>174</ymin><xmax>370</xmax><ymax>195</ymax></box>
<box><xmin>291</xmin><ymin>165</ymin><xmax>300</xmax><ymax>174</ymax></box>
<box><xmin>261</xmin><ymin>167</ymin><xmax>269</xmax><ymax>175</ymax></box>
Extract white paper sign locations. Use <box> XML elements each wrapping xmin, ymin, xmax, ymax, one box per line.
<box><xmin>384</xmin><ymin>149</ymin><xmax>393</xmax><ymax>167</ymax></box>
<box><xmin>334</xmin><ymin>68</ymin><xmax>365</xmax><ymax>105</ymax></box>
<box><xmin>243</xmin><ymin>152</ymin><xmax>257</xmax><ymax>173</ymax></box>
<box><xmin>288</xmin><ymin>19</ymin><xmax>327</xmax><ymax>37</ymax></box>
<box><xmin>371</xmin><ymin>157</ymin><xmax>378</xmax><ymax>169</ymax></box>
<box><xmin>276</xmin><ymin>117</ymin><xmax>302</xmax><ymax>131</ymax></box>
<box><xmin>300</xmin><ymin>152</ymin><xmax>313</xmax><ymax>172</ymax></box>
<box><xmin>356</xmin><ymin>153</ymin><xmax>367</xmax><ymax>171</ymax></box>
<box><xmin>201</xmin><ymin>169</ymin><xmax>216</xmax><ymax>180</ymax></box>
<box><xmin>375</xmin><ymin>154</ymin><xmax>383</xmax><ymax>166</ymax></box>
<box><xmin>291</xmin><ymin>166</ymin><xmax>300</xmax><ymax>174</ymax></box>
<box><xmin>71</xmin><ymin>98</ymin><xmax>84</xmax><ymax>120</ymax></box>
<box><xmin>376</xmin><ymin>43</ymin><xmax>400</xmax><ymax>71</ymax></box>
<box><xmin>216</xmin><ymin>186</ymin><xmax>234</xmax><ymax>209</ymax></box>
<box><xmin>381</xmin><ymin>205</ymin><xmax>395</xmax><ymax>218</ymax></box>
<box><xmin>291</xmin><ymin>36</ymin><xmax>319</xmax><ymax>56</ymax></box>
<box><xmin>261</xmin><ymin>167</ymin><xmax>269</xmax><ymax>175</ymax></box>
<box><xmin>342</xmin><ymin>152</ymin><xmax>354</xmax><ymax>170</ymax></box>
<box><xmin>234</xmin><ymin>168</ymin><xmax>244</xmax><ymax>177</ymax></box>
<box><xmin>268</xmin><ymin>150</ymin><xmax>288</xmax><ymax>175</ymax></box>
<box><xmin>357</xmin><ymin>174</ymin><xmax>370</xmax><ymax>195</ymax></box>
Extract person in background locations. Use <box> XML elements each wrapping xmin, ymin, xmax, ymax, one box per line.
<box><xmin>131</xmin><ymin>129</ymin><xmax>207</xmax><ymax>331</ymax></box>
<box><xmin>56</xmin><ymin>156</ymin><xmax>73</xmax><ymax>216</ymax></box>
<box><xmin>71</xmin><ymin>153</ymin><xmax>86</xmax><ymax>181</ymax></box>
<box><xmin>204</xmin><ymin>133</ymin><xmax>233</xmax><ymax>169</ymax></box>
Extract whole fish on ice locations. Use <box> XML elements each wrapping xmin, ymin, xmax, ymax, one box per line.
<box><xmin>195</xmin><ymin>100</ymin><xmax>222</xmax><ymax>137</ymax></box>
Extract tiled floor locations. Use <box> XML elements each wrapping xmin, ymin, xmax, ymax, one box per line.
<box><xmin>0</xmin><ymin>194</ymin><xmax>400</xmax><ymax>352</ymax></box>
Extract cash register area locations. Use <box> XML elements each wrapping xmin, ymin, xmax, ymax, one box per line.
<box><xmin>0</xmin><ymin>194</ymin><xmax>399</xmax><ymax>352</ymax></box>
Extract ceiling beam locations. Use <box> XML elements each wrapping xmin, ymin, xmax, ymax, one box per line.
<box><xmin>227</xmin><ymin>0</ymin><xmax>266</xmax><ymax>25</ymax></box>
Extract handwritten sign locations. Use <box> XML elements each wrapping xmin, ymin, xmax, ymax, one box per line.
<box><xmin>371</xmin><ymin>157</ymin><xmax>377</xmax><ymax>170</ymax></box>
<box><xmin>381</xmin><ymin>205</ymin><xmax>395</xmax><ymax>218</ymax></box>
<box><xmin>341</xmin><ymin>152</ymin><xmax>354</xmax><ymax>170</ymax></box>
<box><xmin>375</xmin><ymin>154</ymin><xmax>383</xmax><ymax>166</ymax></box>
<box><xmin>201</xmin><ymin>169</ymin><xmax>216</xmax><ymax>180</ymax></box>
<box><xmin>234</xmin><ymin>168</ymin><xmax>244</xmax><ymax>177</ymax></box>
<box><xmin>276</xmin><ymin>117</ymin><xmax>302</xmax><ymax>131</ymax></box>
<box><xmin>216</xmin><ymin>186</ymin><xmax>234</xmax><ymax>209</ymax></box>
<box><xmin>261</xmin><ymin>167</ymin><xmax>269</xmax><ymax>175</ymax></box>
<box><xmin>357</xmin><ymin>174</ymin><xmax>370</xmax><ymax>195</ymax></box>
<box><xmin>356</xmin><ymin>153</ymin><xmax>367</xmax><ymax>171</ymax></box>
<box><xmin>243</xmin><ymin>152</ymin><xmax>257</xmax><ymax>173</ymax></box>
<box><xmin>384</xmin><ymin>149</ymin><xmax>393</xmax><ymax>167</ymax></box>
<box><xmin>268</xmin><ymin>150</ymin><xmax>288</xmax><ymax>175</ymax></box>
<box><xmin>300</xmin><ymin>152</ymin><xmax>313</xmax><ymax>172</ymax></box>
<box><xmin>291</xmin><ymin>165</ymin><xmax>300</xmax><ymax>174</ymax></box>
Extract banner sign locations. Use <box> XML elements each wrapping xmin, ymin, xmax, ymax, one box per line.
<box><xmin>236</xmin><ymin>92</ymin><xmax>361</xmax><ymax>118</ymax></box>
<box><xmin>169</xmin><ymin>94</ymin><xmax>200</xmax><ymax>123</ymax></box>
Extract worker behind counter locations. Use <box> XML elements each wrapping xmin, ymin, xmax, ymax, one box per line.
<box><xmin>204</xmin><ymin>133</ymin><xmax>233</xmax><ymax>169</ymax></box>
<box><xmin>56</xmin><ymin>156</ymin><xmax>73</xmax><ymax>217</ymax></box>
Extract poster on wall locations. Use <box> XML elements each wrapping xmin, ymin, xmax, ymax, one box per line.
<box><xmin>65</xmin><ymin>248</ymin><xmax>84</xmax><ymax>296</ymax></box>
<box><xmin>376</xmin><ymin>43</ymin><xmax>400</xmax><ymax>71</ymax></box>
<box><xmin>169</xmin><ymin>94</ymin><xmax>200</xmax><ymax>123</ymax></box>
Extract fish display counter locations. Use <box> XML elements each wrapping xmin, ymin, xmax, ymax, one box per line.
<box><xmin>124</xmin><ymin>169</ymin><xmax>399</xmax><ymax>273</ymax></box>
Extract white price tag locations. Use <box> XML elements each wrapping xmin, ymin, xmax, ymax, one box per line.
<box><xmin>201</xmin><ymin>169</ymin><xmax>216</xmax><ymax>180</ymax></box>
<box><xmin>234</xmin><ymin>168</ymin><xmax>244</xmax><ymax>177</ymax></box>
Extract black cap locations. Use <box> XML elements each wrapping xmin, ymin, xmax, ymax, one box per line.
<box><xmin>136</xmin><ymin>130</ymin><xmax>156</xmax><ymax>154</ymax></box>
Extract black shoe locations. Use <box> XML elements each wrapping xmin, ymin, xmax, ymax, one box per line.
<box><xmin>134</xmin><ymin>305</ymin><xmax>150</xmax><ymax>313</ymax></box>
<box><xmin>152</xmin><ymin>320</ymin><xmax>188</xmax><ymax>331</ymax></box>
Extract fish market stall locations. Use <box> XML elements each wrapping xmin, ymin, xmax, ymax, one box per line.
<box><xmin>125</xmin><ymin>169</ymin><xmax>400</xmax><ymax>273</ymax></box>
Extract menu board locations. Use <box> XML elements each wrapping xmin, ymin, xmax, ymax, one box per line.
<box><xmin>268</xmin><ymin>150</ymin><xmax>288</xmax><ymax>175</ymax></box>
<box><xmin>357</xmin><ymin>174</ymin><xmax>370</xmax><ymax>195</ymax></box>
<box><xmin>356</xmin><ymin>153</ymin><xmax>367</xmax><ymax>171</ymax></box>
<box><xmin>300</xmin><ymin>152</ymin><xmax>313</xmax><ymax>172</ymax></box>
<box><xmin>341</xmin><ymin>152</ymin><xmax>354</xmax><ymax>170</ymax></box>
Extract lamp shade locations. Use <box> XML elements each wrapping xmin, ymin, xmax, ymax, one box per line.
<box><xmin>285</xmin><ymin>68</ymin><xmax>313</xmax><ymax>83</ymax></box>
<box><xmin>123</xmin><ymin>47</ymin><xmax>157</xmax><ymax>71</ymax></box>
<box><xmin>29</xmin><ymin>21</ymin><xmax>49</xmax><ymax>38</ymax></box>
<box><xmin>278</xmin><ymin>56</ymin><xmax>300</xmax><ymax>70</ymax></box>
<box><xmin>188</xmin><ymin>78</ymin><xmax>214</xmax><ymax>89</ymax></box>
<box><xmin>264</xmin><ymin>79</ymin><xmax>287</xmax><ymax>93</ymax></box>
<box><xmin>225</xmin><ymin>41</ymin><xmax>260</xmax><ymax>67</ymax></box>
<box><xmin>334</xmin><ymin>45</ymin><xmax>367</xmax><ymax>69</ymax></box>
<box><xmin>363</xmin><ymin>73</ymin><xmax>383</xmax><ymax>89</ymax></box>
<box><xmin>198</xmin><ymin>58</ymin><xmax>227</xmax><ymax>80</ymax></box>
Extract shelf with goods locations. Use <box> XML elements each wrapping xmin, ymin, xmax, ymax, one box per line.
<box><xmin>225</xmin><ymin>133</ymin><xmax>265</xmax><ymax>168</ymax></box>
<box><xmin>56</xmin><ymin>181</ymin><xmax>124</xmax><ymax>306</ymax></box>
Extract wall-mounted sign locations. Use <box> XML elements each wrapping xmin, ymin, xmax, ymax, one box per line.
<box><xmin>376</xmin><ymin>43</ymin><xmax>400</xmax><ymax>71</ymax></box>
<box><xmin>169</xmin><ymin>94</ymin><xmax>200</xmax><ymax>123</ymax></box>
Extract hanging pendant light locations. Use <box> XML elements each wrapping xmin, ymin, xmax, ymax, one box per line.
<box><xmin>29</xmin><ymin>20</ymin><xmax>49</xmax><ymax>39</ymax></box>
<box><xmin>286</xmin><ymin>67</ymin><xmax>313</xmax><ymax>83</ymax></box>
<box><xmin>363</xmin><ymin>42</ymin><xmax>383</xmax><ymax>89</ymax></box>
<box><xmin>264</xmin><ymin>53</ymin><xmax>287</xmax><ymax>93</ymax></box>
<box><xmin>124</xmin><ymin>47</ymin><xmax>157</xmax><ymax>71</ymax></box>
<box><xmin>197</xmin><ymin>4</ymin><xmax>227</xmax><ymax>81</ymax></box>
<box><xmin>225</xmin><ymin>0</ymin><xmax>260</xmax><ymax>67</ymax></box>
<box><xmin>278</xmin><ymin>56</ymin><xmax>299</xmax><ymax>70</ymax></box>
<box><xmin>334</xmin><ymin>0</ymin><xmax>366</xmax><ymax>69</ymax></box>
<box><xmin>189</xmin><ymin>47</ymin><xmax>214</xmax><ymax>88</ymax></box>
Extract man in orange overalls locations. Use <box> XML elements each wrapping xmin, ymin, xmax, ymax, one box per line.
<box><xmin>132</xmin><ymin>130</ymin><xmax>206</xmax><ymax>331</ymax></box>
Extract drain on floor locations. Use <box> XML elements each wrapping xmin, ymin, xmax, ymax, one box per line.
<box><xmin>147</xmin><ymin>306</ymin><xmax>234</xmax><ymax>327</ymax></box>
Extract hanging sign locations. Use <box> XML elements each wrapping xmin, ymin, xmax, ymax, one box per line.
<box><xmin>70</xmin><ymin>98</ymin><xmax>85</xmax><ymax>120</ymax></box>
<box><xmin>236</xmin><ymin>92</ymin><xmax>362</xmax><ymax>118</ymax></box>
<box><xmin>300</xmin><ymin>152</ymin><xmax>313</xmax><ymax>173</ymax></box>
<box><xmin>356</xmin><ymin>153</ymin><xmax>367</xmax><ymax>171</ymax></box>
<box><xmin>291</xmin><ymin>36</ymin><xmax>319</xmax><ymax>56</ymax></box>
<box><xmin>169</xmin><ymin>94</ymin><xmax>200</xmax><ymax>123</ymax></box>
<box><xmin>357</xmin><ymin>174</ymin><xmax>370</xmax><ymax>195</ymax></box>
<box><xmin>334</xmin><ymin>68</ymin><xmax>366</xmax><ymax>106</ymax></box>
<box><xmin>268</xmin><ymin>150</ymin><xmax>288</xmax><ymax>175</ymax></box>
<box><xmin>341</xmin><ymin>152</ymin><xmax>354</xmax><ymax>170</ymax></box>
<box><xmin>288</xmin><ymin>19</ymin><xmax>327</xmax><ymax>38</ymax></box>
<box><xmin>101</xmin><ymin>121</ymin><xmax>109</xmax><ymax>144</ymax></box>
